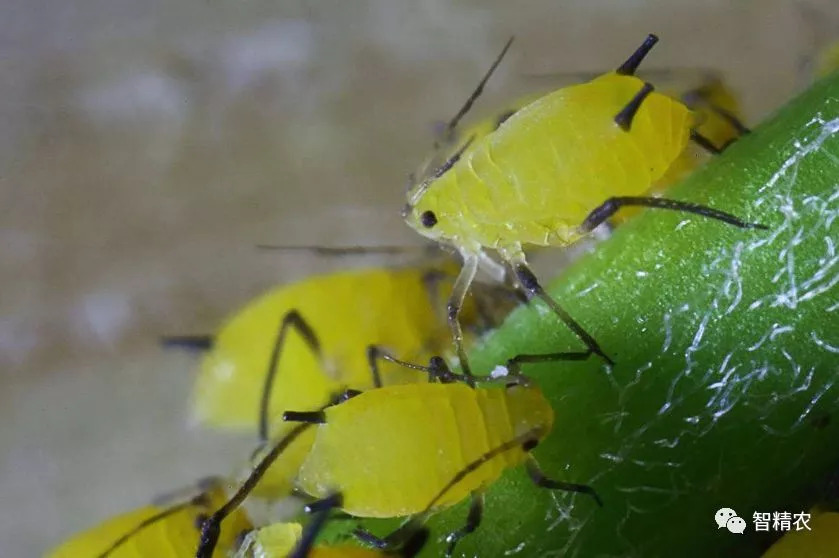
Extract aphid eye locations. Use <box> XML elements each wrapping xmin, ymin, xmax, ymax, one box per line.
<box><xmin>420</xmin><ymin>210</ymin><xmax>438</xmax><ymax>228</ymax></box>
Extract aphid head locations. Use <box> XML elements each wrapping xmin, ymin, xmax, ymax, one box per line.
<box><xmin>402</xmin><ymin>195</ymin><xmax>448</xmax><ymax>243</ymax></box>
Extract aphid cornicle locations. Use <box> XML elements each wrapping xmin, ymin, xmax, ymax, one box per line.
<box><xmin>195</xmin><ymin>353</ymin><xmax>600</xmax><ymax>558</ymax></box>
<box><xmin>404</xmin><ymin>34</ymin><xmax>767</xmax><ymax>376</ymax></box>
<box><xmin>47</xmin><ymin>478</ymin><xmax>251</xmax><ymax>558</ymax></box>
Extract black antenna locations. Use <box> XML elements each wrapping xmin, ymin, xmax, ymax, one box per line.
<box><xmin>441</xmin><ymin>37</ymin><xmax>515</xmax><ymax>141</ymax></box>
<box><xmin>616</xmin><ymin>34</ymin><xmax>659</xmax><ymax>76</ymax></box>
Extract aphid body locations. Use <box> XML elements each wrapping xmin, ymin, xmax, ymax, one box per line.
<box><xmin>296</xmin><ymin>381</ymin><xmax>553</xmax><ymax>517</ymax></box>
<box><xmin>405</xmin><ymin>72</ymin><xmax>692</xmax><ymax>251</ymax></box>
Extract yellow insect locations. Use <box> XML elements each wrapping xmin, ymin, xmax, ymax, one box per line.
<box><xmin>762</xmin><ymin>508</ymin><xmax>839</xmax><ymax>557</ymax></box>
<box><xmin>47</xmin><ymin>477</ymin><xmax>251</xmax><ymax>558</ymax></box>
<box><xmin>195</xmin><ymin>352</ymin><xmax>600</xmax><ymax>558</ymax></box>
<box><xmin>404</xmin><ymin>34</ymin><xmax>767</xmax><ymax>376</ymax></box>
<box><xmin>163</xmin><ymin>261</ymin><xmax>519</xmax><ymax>496</ymax></box>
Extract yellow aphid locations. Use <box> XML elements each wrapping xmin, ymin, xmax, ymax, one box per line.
<box><xmin>296</xmin><ymin>382</ymin><xmax>553</xmax><ymax>516</ymax></box>
<box><xmin>196</xmin><ymin>358</ymin><xmax>600</xmax><ymax>558</ymax></box>
<box><xmin>404</xmin><ymin>34</ymin><xmax>765</xmax><ymax>375</ymax></box>
<box><xmin>167</xmin><ymin>262</ymin><xmax>517</xmax><ymax>497</ymax></box>
<box><xmin>47</xmin><ymin>479</ymin><xmax>251</xmax><ymax>558</ymax></box>
<box><xmin>762</xmin><ymin>508</ymin><xmax>839</xmax><ymax>558</ymax></box>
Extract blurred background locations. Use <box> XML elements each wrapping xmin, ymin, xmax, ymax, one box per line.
<box><xmin>2</xmin><ymin>0</ymin><xmax>837</xmax><ymax>555</ymax></box>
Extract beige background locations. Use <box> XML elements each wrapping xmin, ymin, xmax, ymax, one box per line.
<box><xmin>1</xmin><ymin>0</ymin><xmax>836</xmax><ymax>555</ymax></box>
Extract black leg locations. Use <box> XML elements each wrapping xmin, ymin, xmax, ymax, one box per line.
<box><xmin>512</xmin><ymin>264</ymin><xmax>614</xmax><ymax>366</ymax></box>
<box><xmin>681</xmin><ymin>87</ymin><xmax>751</xmax><ymax>137</ymax></box>
<box><xmin>289</xmin><ymin>494</ymin><xmax>343</xmax><ymax>558</ymax></box>
<box><xmin>195</xmin><ymin>422</ymin><xmax>315</xmax><ymax>558</ymax></box>
<box><xmin>505</xmin><ymin>350</ymin><xmax>595</xmax><ymax>376</ymax></box>
<box><xmin>366</xmin><ymin>345</ymin><xmax>390</xmax><ymax>388</ymax></box>
<box><xmin>579</xmin><ymin>195</ymin><xmax>769</xmax><ymax>233</ymax></box>
<box><xmin>708</xmin><ymin>104</ymin><xmax>751</xmax><ymax>136</ymax></box>
<box><xmin>614</xmin><ymin>82</ymin><xmax>654</xmax><ymax>131</ymax></box>
<box><xmin>690</xmin><ymin>129</ymin><xmax>725</xmax><ymax>154</ymax></box>
<box><xmin>616</xmin><ymin>34</ymin><xmax>659</xmax><ymax>76</ymax></box>
<box><xmin>99</xmin><ymin>501</ymin><xmax>194</xmax><ymax>558</ymax></box>
<box><xmin>283</xmin><ymin>410</ymin><xmax>326</xmax><ymax>424</ymax></box>
<box><xmin>258</xmin><ymin>310</ymin><xmax>322</xmax><ymax>443</ymax></box>
<box><xmin>525</xmin><ymin>458</ymin><xmax>603</xmax><ymax>507</ymax></box>
<box><xmin>159</xmin><ymin>334</ymin><xmax>213</xmax><ymax>351</ymax></box>
<box><xmin>366</xmin><ymin>346</ymin><xmax>467</xmax><ymax>385</ymax></box>
<box><xmin>398</xmin><ymin>527</ymin><xmax>431</xmax><ymax>558</ymax></box>
<box><xmin>354</xmin><ymin>527</ymin><xmax>390</xmax><ymax>549</ymax></box>
<box><xmin>354</xmin><ymin>519</ymin><xmax>430</xmax><ymax>557</ymax></box>
<box><xmin>443</xmin><ymin>492</ymin><xmax>484</xmax><ymax>558</ymax></box>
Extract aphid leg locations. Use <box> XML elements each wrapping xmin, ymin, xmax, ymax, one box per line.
<box><xmin>524</xmin><ymin>456</ymin><xmax>603</xmax><ymax>507</ymax></box>
<box><xmin>98</xmin><ymin>501</ymin><xmax>194</xmax><ymax>558</ymax></box>
<box><xmin>615</xmin><ymin>34</ymin><xmax>659</xmax><ymax>76</ymax></box>
<box><xmin>443</xmin><ymin>492</ymin><xmax>484</xmax><ymax>558</ymax></box>
<box><xmin>288</xmin><ymin>494</ymin><xmax>343</xmax><ymax>558</ymax></box>
<box><xmin>447</xmin><ymin>252</ymin><xmax>480</xmax><ymax>382</ymax></box>
<box><xmin>366</xmin><ymin>345</ymin><xmax>390</xmax><ymax>388</ymax></box>
<box><xmin>505</xmin><ymin>350</ymin><xmax>596</xmax><ymax>377</ymax></box>
<box><xmin>579</xmin><ymin>196</ymin><xmax>769</xmax><ymax>232</ymax></box>
<box><xmin>690</xmin><ymin>129</ymin><xmax>725</xmax><ymax>154</ymax></box>
<box><xmin>258</xmin><ymin>310</ymin><xmax>322</xmax><ymax>444</ymax></box>
<box><xmin>355</xmin><ymin>520</ymin><xmax>430</xmax><ymax>557</ymax></box>
<box><xmin>708</xmin><ymin>105</ymin><xmax>751</xmax><ymax>136</ymax></box>
<box><xmin>195</xmin><ymin>422</ymin><xmax>315</xmax><ymax>558</ymax></box>
<box><xmin>283</xmin><ymin>410</ymin><xmax>327</xmax><ymax>424</ymax></box>
<box><xmin>159</xmin><ymin>334</ymin><xmax>214</xmax><ymax>351</ymax></box>
<box><xmin>367</xmin><ymin>346</ymin><xmax>467</xmax><ymax>384</ymax></box>
<box><xmin>614</xmin><ymin>82</ymin><xmax>655</xmax><ymax>131</ymax></box>
<box><xmin>681</xmin><ymin>87</ymin><xmax>751</xmax><ymax>136</ymax></box>
<box><xmin>505</xmin><ymin>254</ymin><xmax>614</xmax><ymax>365</ymax></box>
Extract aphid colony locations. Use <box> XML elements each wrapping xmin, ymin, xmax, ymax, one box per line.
<box><xmin>49</xmin><ymin>34</ymin><xmax>768</xmax><ymax>558</ymax></box>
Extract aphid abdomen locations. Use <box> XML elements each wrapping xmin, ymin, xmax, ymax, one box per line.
<box><xmin>296</xmin><ymin>384</ymin><xmax>502</xmax><ymax>518</ymax></box>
